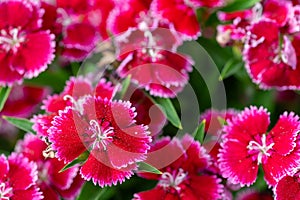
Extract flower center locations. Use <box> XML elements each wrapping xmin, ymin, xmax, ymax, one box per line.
<box><xmin>89</xmin><ymin>120</ymin><xmax>114</xmax><ymax>151</ymax></box>
<box><xmin>247</xmin><ymin>134</ymin><xmax>274</xmax><ymax>165</ymax></box>
<box><xmin>63</xmin><ymin>95</ymin><xmax>87</xmax><ymax>115</ymax></box>
<box><xmin>159</xmin><ymin>168</ymin><xmax>187</xmax><ymax>191</ymax></box>
<box><xmin>0</xmin><ymin>28</ymin><xmax>25</xmax><ymax>53</ymax></box>
<box><xmin>0</xmin><ymin>183</ymin><xmax>12</xmax><ymax>200</ymax></box>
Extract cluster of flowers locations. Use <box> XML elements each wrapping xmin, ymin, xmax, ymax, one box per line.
<box><xmin>217</xmin><ymin>0</ymin><xmax>300</xmax><ymax>90</ymax></box>
<box><xmin>1</xmin><ymin>0</ymin><xmax>300</xmax><ymax>199</ymax></box>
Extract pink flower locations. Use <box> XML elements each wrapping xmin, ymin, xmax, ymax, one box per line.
<box><xmin>262</xmin><ymin>0</ymin><xmax>292</xmax><ymax>27</ymax></box>
<box><xmin>134</xmin><ymin>135</ymin><xmax>223</xmax><ymax>200</ymax></box>
<box><xmin>46</xmin><ymin>0</ymin><xmax>114</xmax><ymax>61</ymax></box>
<box><xmin>152</xmin><ymin>0</ymin><xmax>201</xmax><ymax>40</ymax></box>
<box><xmin>15</xmin><ymin>133</ymin><xmax>84</xmax><ymax>200</ymax></box>
<box><xmin>0</xmin><ymin>0</ymin><xmax>55</xmax><ymax>86</ymax></box>
<box><xmin>218</xmin><ymin>106</ymin><xmax>300</xmax><ymax>187</ymax></box>
<box><xmin>115</xmin><ymin>26</ymin><xmax>192</xmax><ymax>98</ymax></box>
<box><xmin>274</xmin><ymin>172</ymin><xmax>300</xmax><ymax>200</ymax></box>
<box><xmin>243</xmin><ymin>20</ymin><xmax>300</xmax><ymax>90</ymax></box>
<box><xmin>48</xmin><ymin>95</ymin><xmax>151</xmax><ymax>187</ymax></box>
<box><xmin>32</xmin><ymin>76</ymin><xmax>114</xmax><ymax>138</ymax></box>
<box><xmin>108</xmin><ymin>0</ymin><xmax>153</xmax><ymax>36</ymax></box>
<box><xmin>0</xmin><ymin>153</ymin><xmax>42</xmax><ymax>200</ymax></box>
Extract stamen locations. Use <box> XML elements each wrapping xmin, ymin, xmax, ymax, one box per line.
<box><xmin>63</xmin><ymin>95</ymin><xmax>86</xmax><ymax>115</ymax></box>
<box><xmin>43</xmin><ymin>145</ymin><xmax>56</xmax><ymax>158</ymax></box>
<box><xmin>0</xmin><ymin>183</ymin><xmax>12</xmax><ymax>200</ymax></box>
<box><xmin>159</xmin><ymin>168</ymin><xmax>187</xmax><ymax>191</ymax></box>
<box><xmin>0</xmin><ymin>28</ymin><xmax>25</xmax><ymax>53</ymax></box>
<box><xmin>247</xmin><ymin>134</ymin><xmax>274</xmax><ymax>164</ymax></box>
<box><xmin>89</xmin><ymin>120</ymin><xmax>114</xmax><ymax>151</ymax></box>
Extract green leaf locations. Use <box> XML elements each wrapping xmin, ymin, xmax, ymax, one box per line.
<box><xmin>3</xmin><ymin>116</ymin><xmax>35</xmax><ymax>134</ymax></box>
<box><xmin>137</xmin><ymin>162</ymin><xmax>162</xmax><ymax>175</ymax></box>
<box><xmin>221</xmin><ymin>0</ymin><xmax>261</xmax><ymax>12</ymax></box>
<box><xmin>154</xmin><ymin>98</ymin><xmax>182</xmax><ymax>129</ymax></box>
<box><xmin>119</xmin><ymin>75</ymin><xmax>131</xmax><ymax>99</ymax></box>
<box><xmin>192</xmin><ymin>120</ymin><xmax>206</xmax><ymax>144</ymax></box>
<box><xmin>219</xmin><ymin>59</ymin><xmax>243</xmax><ymax>81</ymax></box>
<box><xmin>0</xmin><ymin>87</ymin><xmax>12</xmax><ymax>112</ymax></box>
<box><xmin>60</xmin><ymin>151</ymin><xmax>89</xmax><ymax>173</ymax></box>
<box><xmin>77</xmin><ymin>181</ymin><xmax>112</xmax><ymax>200</ymax></box>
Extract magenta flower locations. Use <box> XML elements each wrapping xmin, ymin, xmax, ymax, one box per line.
<box><xmin>152</xmin><ymin>0</ymin><xmax>201</xmax><ymax>40</ymax></box>
<box><xmin>218</xmin><ymin>106</ymin><xmax>300</xmax><ymax>186</ymax></box>
<box><xmin>32</xmin><ymin>76</ymin><xmax>114</xmax><ymax>138</ymax></box>
<box><xmin>116</xmin><ymin>27</ymin><xmax>192</xmax><ymax>98</ymax></box>
<box><xmin>15</xmin><ymin>133</ymin><xmax>84</xmax><ymax>200</ymax></box>
<box><xmin>274</xmin><ymin>172</ymin><xmax>300</xmax><ymax>200</ymax></box>
<box><xmin>108</xmin><ymin>0</ymin><xmax>153</xmax><ymax>36</ymax></box>
<box><xmin>134</xmin><ymin>135</ymin><xmax>223</xmax><ymax>200</ymax></box>
<box><xmin>48</xmin><ymin>95</ymin><xmax>151</xmax><ymax>187</ymax></box>
<box><xmin>0</xmin><ymin>153</ymin><xmax>42</xmax><ymax>199</ymax></box>
<box><xmin>243</xmin><ymin>20</ymin><xmax>300</xmax><ymax>90</ymax></box>
<box><xmin>0</xmin><ymin>0</ymin><xmax>55</xmax><ymax>86</ymax></box>
<box><xmin>262</xmin><ymin>0</ymin><xmax>292</xmax><ymax>27</ymax></box>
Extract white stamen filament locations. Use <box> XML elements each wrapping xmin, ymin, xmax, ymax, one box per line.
<box><xmin>89</xmin><ymin>120</ymin><xmax>113</xmax><ymax>151</ymax></box>
<box><xmin>63</xmin><ymin>95</ymin><xmax>86</xmax><ymax>115</ymax></box>
<box><xmin>0</xmin><ymin>183</ymin><xmax>12</xmax><ymax>200</ymax></box>
<box><xmin>159</xmin><ymin>168</ymin><xmax>187</xmax><ymax>191</ymax></box>
<box><xmin>0</xmin><ymin>28</ymin><xmax>25</xmax><ymax>53</ymax></box>
<box><xmin>247</xmin><ymin>134</ymin><xmax>274</xmax><ymax>165</ymax></box>
<box><xmin>252</xmin><ymin>3</ymin><xmax>263</xmax><ymax>23</ymax></box>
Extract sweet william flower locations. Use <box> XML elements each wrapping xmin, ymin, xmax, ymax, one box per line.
<box><xmin>48</xmin><ymin>95</ymin><xmax>151</xmax><ymax>187</ymax></box>
<box><xmin>32</xmin><ymin>76</ymin><xmax>114</xmax><ymax>138</ymax></box>
<box><xmin>218</xmin><ymin>106</ymin><xmax>300</xmax><ymax>187</ymax></box>
<box><xmin>0</xmin><ymin>0</ymin><xmax>55</xmax><ymax>86</ymax></box>
<box><xmin>15</xmin><ymin>133</ymin><xmax>84</xmax><ymax>200</ymax></box>
<box><xmin>134</xmin><ymin>135</ymin><xmax>223</xmax><ymax>200</ymax></box>
<box><xmin>0</xmin><ymin>153</ymin><xmax>42</xmax><ymax>200</ymax></box>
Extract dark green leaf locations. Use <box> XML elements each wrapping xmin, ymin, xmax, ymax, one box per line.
<box><xmin>219</xmin><ymin>59</ymin><xmax>243</xmax><ymax>80</ymax></box>
<box><xmin>3</xmin><ymin>116</ymin><xmax>35</xmax><ymax>134</ymax></box>
<box><xmin>192</xmin><ymin>120</ymin><xmax>206</xmax><ymax>144</ymax></box>
<box><xmin>0</xmin><ymin>87</ymin><xmax>12</xmax><ymax>112</ymax></box>
<box><xmin>221</xmin><ymin>0</ymin><xmax>261</xmax><ymax>12</ymax></box>
<box><xmin>137</xmin><ymin>162</ymin><xmax>162</xmax><ymax>175</ymax></box>
<box><xmin>60</xmin><ymin>151</ymin><xmax>89</xmax><ymax>173</ymax></box>
<box><xmin>154</xmin><ymin>98</ymin><xmax>182</xmax><ymax>129</ymax></box>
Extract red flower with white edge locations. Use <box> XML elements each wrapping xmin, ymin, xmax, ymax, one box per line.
<box><xmin>0</xmin><ymin>0</ymin><xmax>55</xmax><ymax>86</ymax></box>
<box><xmin>274</xmin><ymin>172</ymin><xmax>300</xmax><ymax>200</ymax></box>
<box><xmin>32</xmin><ymin>76</ymin><xmax>114</xmax><ymax>138</ymax></box>
<box><xmin>262</xmin><ymin>0</ymin><xmax>292</xmax><ymax>27</ymax></box>
<box><xmin>48</xmin><ymin>96</ymin><xmax>151</xmax><ymax>187</ymax></box>
<box><xmin>243</xmin><ymin>20</ymin><xmax>300</xmax><ymax>90</ymax></box>
<box><xmin>134</xmin><ymin>135</ymin><xmax>223</xmax><ymax>200</ymax></box>
<box><xmin>218</xmin><ymin>106</ymin><xmax>300</xmax><ymax>187</ymax></box>
<box><xmin>15</xmin><ymin>133</ymin><xmax>84</xmax><ymax>200</ymax></box>
<box><xmin>107</xmin><ymin>0</ymin><xmax>153</xmax><ymax>36</ymax></box>
<box><xmin>152</xmin><ymin>0</ymin><xmax>202</xmax><ymax>40</ymax></box>
<box><xmin>0</xmin><ymin>153</ymin><xmax>42</xmax><ymax>200</ymax></box>
<box><xmin>116</xmin><ymin>27</ymin><xmax>192</xmax><ymax>98</ymax></box>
